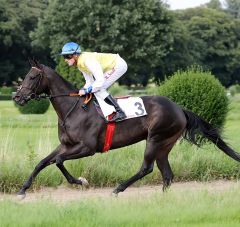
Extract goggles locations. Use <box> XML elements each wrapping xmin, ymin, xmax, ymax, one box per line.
<box><xmin>63</xmin><ymin>54</ymin><xmax>73</xmax><ymax>60</ymax></box>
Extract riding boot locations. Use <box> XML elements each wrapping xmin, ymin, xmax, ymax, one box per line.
<box><xmin>104</xmin><ymin>95</ymin><xmax>127</xmax><ymax>122</ymax></box>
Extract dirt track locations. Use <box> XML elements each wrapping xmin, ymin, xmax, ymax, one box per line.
<box><xmin>0</xmin><ymin>180</ymin><xmax>239</xmax><ymax>203</ymax></box>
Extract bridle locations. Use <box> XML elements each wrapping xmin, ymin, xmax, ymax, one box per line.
<box><xmin>17</xmin><ymin>65</ymin><xmax>93</xmax><ymax>117</ymax></box>
<box><xmin>18</xmin><ymin>66</ymin><xmax>45</xmax><ymax>102</ymax></box>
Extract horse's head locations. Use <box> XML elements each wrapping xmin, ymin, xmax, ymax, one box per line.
<box><xmin>14</xmin><ymin>59</ymin><xmax>49</xmax><ymax>106</ymax></box>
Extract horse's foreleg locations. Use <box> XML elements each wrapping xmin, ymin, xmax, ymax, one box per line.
<box><xmin>56</xmin><ymin>162</ymin><xmax>83</xmax><ymax>185</ymax></box>
<box><xmin>18</xmin><ymin>146</ymin><xmax>61</xmax><ymax>198</ymax></box>
<box><xmin>55</xmin><ymin>143</ymin><xmax>95</xmax><ymax>186</ymax></box>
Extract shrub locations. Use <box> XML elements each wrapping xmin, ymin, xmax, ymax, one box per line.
<box><xmin>228</xmin><ymin>84</ymin><xmax>240</xmax><ymax>96</ymax></box>
<box><xmin>15</xmin><ymin>99</ymin><xmax>50</xmax><ymax>114</ymax></box>
<box><xmin>157</xmin><ymin>66</ymin><xmax>229</xmax><ymax>128</ymax></box>
<box><xmin>56</xmin><ymin>58</ymin><xmax>85</xmax><ymax>89</ymax></box>
<box><xmin>0</xmin><ymin>95</ymin><xmax>12</xmax><ymax>100</ymax></box>
<box><xmin>109</xmin><ymin>84</ymin><xmax>129</xmax><ymax>97</ymax></box>
<box><xmin>0</xmin><ymin>86</ymin><xmax>13</xmax><ymax>95</ymax></box>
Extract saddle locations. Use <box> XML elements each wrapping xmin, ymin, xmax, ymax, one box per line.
<box><xmin>82</xmin><ymin>94</ymin><xmax>147</xmax><ymax>122</ymax></box>
<box><xmin>93</xmin><ymin>95</ymin><xmax>148</xmax><ymax>122</ymax></box>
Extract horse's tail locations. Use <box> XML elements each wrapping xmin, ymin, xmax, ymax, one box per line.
<box><xmin>182</xmin><ymin>109</ymin><xmax>240</xmax><ymax>162</ymax></box>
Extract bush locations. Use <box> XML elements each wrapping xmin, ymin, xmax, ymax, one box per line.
<box><xmin>56</xmin><ymin>58</ymin><xmax>85</xmax><ymax>89</ymax></box>
<box><xmin>0</xmin><ymin>95</ymin><xmax>12</xmax><ymax>100</ymax></box>
<box><xmin>109</xmin><ymin>84</ymin><xmax>129</xmax><ymax>97</ymax></box>
<box><xmin>15</xmin><ymin>99</ymin><xmax>50</xmax><ymax>114</ymax></box>
<box><xmin>157</xmin><ymin>66</ymin><xmax>229</xmax><ymax>128</ymax></box>
<box><xmin>0</xmin><ymin>86</ymin><xmax>13</xmax><ymax>95</ymax></box>
<box><xmin>228</xmin><ymin>84</ymin><xmax>240</xmax><ymax>96</ymax></box>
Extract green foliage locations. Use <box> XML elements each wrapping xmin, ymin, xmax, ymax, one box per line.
<box><xmin>0</xmin><ymin>0</ymin><xmax>49</xmax><ymax>85</ymax></box>
<box><xmin>31</xmin><ymin>0</ymin><xmax>175</xmax><ymax>86</ymax></box>
<box><xmin>108</xmin><ymin>84</ymin><xmax>128</xmax><ymax>97</ymax></box>
<box><xmin>0</xmin><ymin>86</ymin><xmax>13</xmax><ymax>94</ymax></box>
<box><xmin>0</xmin><ymin>86</ymin><xmax>13</xmax><ymax>100</ymax></box>
<box><xmin>15</xmin><ymin>99</ymin><xmax>50</xmax><ymax>114</ymax></box>
<box><xmin>55</xmin><ymin>58</ymin><xmax>85</xmax><ymax>89</ymax></box>
<box><xmin>206</xmin><ymin>0</ymin><xmax>222</xmax><ymax>10</ymax></box>
<box><xmin>176</xmin><ymin>7</ymin><xmax>240</xmax><ymax>87</ymax></box>
<box><xmin>0</xmin><ymin>95</ymin><xmax>12</xmax><ymax>100</ymax></box>
<box><xmin>157</xmin><ymin>66</ymin><xmax>229</xmax><ymax>128</ymax></box>
<box><xmin>154</xmin><ymin>16</ymin><xmax>198</xmax><ymax>83</ymax></box>
<box><xmin>224</xmin><ymin>0</ymin><xmax>240</xmax><ymax>18</ymax></box>
<box><xmin>229</xmin><ymin>84</ymin><xmax>240</xmax><ymax>96</ymax></box>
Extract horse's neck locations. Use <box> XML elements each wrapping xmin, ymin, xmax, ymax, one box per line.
<box><xmin>48</xmin><ymin>73</ymin><xmax>80</xmax><ymax>121</ymax></box>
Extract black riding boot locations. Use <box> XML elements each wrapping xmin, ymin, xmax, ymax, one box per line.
<box><xmin>104</xmin><ymin>95</ymin><xmax>127</xmax><ymax>122</ymax></box>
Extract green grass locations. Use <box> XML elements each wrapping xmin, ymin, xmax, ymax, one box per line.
<box><xmin>0</xmin><ymin>95</ymin><xmax>239</xmax><ymax>192</ymax></box>
<box><xmin>1</xmin><ymin>187</ymin><xmax>240</xmax><ymax>227</ymax></box>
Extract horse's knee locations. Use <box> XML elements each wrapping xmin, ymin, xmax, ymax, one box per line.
<box><xmin>55</xmin><ymin>155</ymin><xmax>64</xmax><ymax>165</ymax></box>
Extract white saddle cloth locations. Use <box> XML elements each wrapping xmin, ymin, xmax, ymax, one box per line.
<box><xmin>94</xmin><ymin>95</ymin><xmax>148</xmax><ymax>120</ymax></box>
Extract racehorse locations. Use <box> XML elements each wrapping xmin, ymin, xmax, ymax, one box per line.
<box><xmin>14</xmin><ymin>59</ymin><xmax>240</xmax><ymax>198</ymax></box>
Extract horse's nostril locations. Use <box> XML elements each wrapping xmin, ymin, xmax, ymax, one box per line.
<box><xmin>13</xmin><ymin>95</ymin><xmax>21</xmax><ymax>102</ymax></box>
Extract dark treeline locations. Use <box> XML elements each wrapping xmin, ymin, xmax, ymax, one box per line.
<box><xmin>1</xmin><ymin>0</ymin><xmax>240</xmax><ymax>87</ymax></box>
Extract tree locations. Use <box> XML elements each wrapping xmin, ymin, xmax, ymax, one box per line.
<box><xmin>224</xmin><ymin>0</ymin><xmax>240</xmax><ymax>18</ymax></box>
<box><xmin>206</xmin><ymin>0</ymin><xmax>222</xmax><ymax>10</ymax></box>
<box><xmin>31</xmin><ymin>0</ymin><xmax>175</xmax><ymax>86</ymax></box>
<box><xmin>153</xmin><ymin>14</ymin><xmax>200</xmax><ymax>83</ymax></box>
<box><xmin>0</xmin><ymin>0</ymin><xmax>49</xmax><ymax>85</ymax></box>
<box><xmin>177</xmin><ymin>7</ymin><xmax>240</xmax><ymax>86</ymax></box>
<box><xmin>55</xmin><ymin>58</ymin><xmax>85</xmax><ymax>89</ymax></box>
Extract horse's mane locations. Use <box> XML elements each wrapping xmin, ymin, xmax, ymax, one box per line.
<box><xmin>47</xmin><ymin>66</ymin><xmax>77</xmax><ymax>91</ymax></box>
<box><xmin>29</xmin><ymin>58</ymin><xmax>78</xmax><ymax>91</ymax></box>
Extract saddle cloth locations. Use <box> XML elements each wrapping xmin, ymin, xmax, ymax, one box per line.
<box><xmin>94</xmin><ymin>95</ymin><xmax>148</xmax><ymax>121</ymax></box>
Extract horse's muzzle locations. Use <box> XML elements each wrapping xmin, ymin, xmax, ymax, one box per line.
<box><xmin>13</xmin><ymin>94</ymin><xmax>28</xmax><ymax>106</ymax></box>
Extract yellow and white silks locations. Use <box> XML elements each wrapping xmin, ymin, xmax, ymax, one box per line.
<box><xmin>77</xmin><ymin>52</ymin><xmax>128</xmax><ymax>117</ymax></box>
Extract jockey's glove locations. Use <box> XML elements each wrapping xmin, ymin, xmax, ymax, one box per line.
<box><xmin>83</xmin><ymin>86</ymin><xmax>92</xmax><ymax>95</ymax></box>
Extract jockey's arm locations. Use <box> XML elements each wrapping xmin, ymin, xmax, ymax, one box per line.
<box><xmin>82</xmin><ymin>71</ymin><xmax>94</xmax><ymax>89</ymax></box>
<box><xmin>84</xmin><ymin>58</ymin><xmax>105</xmax><ymax>93</ymax></box>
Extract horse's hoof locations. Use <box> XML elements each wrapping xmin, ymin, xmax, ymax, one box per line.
<box><xmin>78</xmin><ymin>177</ymin><xmax>89</xmax><ymax>188</ymax></box>
<box><xmin>17</xmin><ymin>193</ymin><xmax>26</xmax><ymax>200</ymax></box>
<box><xmin>111</xmin><ymin>192</ymin><xmax>118</xmax><ymax>198</ymax></box>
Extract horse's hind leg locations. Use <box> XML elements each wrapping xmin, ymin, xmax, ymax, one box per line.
<box><xmin>156</xmin><ymin>155</ymin><xmax>174</xmax><ymax>191</ymax></box>
<box><xmin>112</xmin><ymin>140</ymin><xmax>157</xmax><ymax>195</ymax></box>
<box><xmin>156</xmin><ymin>143</ymin><xmax>176</xmax><ymax>192</ymax></box>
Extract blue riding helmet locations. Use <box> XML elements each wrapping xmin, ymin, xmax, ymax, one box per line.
<box><xmin>60</xmin><ymin>42</ymin><xmax>81</xmax><ymax>55</ymax></box>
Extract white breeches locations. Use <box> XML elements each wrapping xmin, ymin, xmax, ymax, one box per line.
<box><xmin>94</xmin><ymin>55</ymin><xmax>127</xmax><ymax>100</ymax></box>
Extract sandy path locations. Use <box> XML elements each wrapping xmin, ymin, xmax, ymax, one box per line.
<box><xmin>0</xmin><ymin>180</ymin><xmax>239</xmax><ymax>203</ymax></box>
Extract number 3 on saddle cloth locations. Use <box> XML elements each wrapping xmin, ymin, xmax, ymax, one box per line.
<box><xmin>93</xmin><ymin>95</ymin><xmax>148</xmax><ymax>152</ymax></box>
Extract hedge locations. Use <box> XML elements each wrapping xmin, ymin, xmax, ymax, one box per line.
<box><xmin>157</xmin><ymin>66</ymin><xmax>229</xmax><ymax>129</ymax></box>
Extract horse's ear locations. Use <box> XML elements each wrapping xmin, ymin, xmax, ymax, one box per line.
<box><xmin>33</xmin><ymin>58</ymin><xmax>42</xmax><ymax>69</ymax></box>
<box><xmin>28</xmin><ymin>58</ymin><xmax>35</xmax><ymax>67</ymax></box>
<box><xmin>28</xmin><ymin>57</ymin><xmax>42</xmax><ymax>69</ymax></box>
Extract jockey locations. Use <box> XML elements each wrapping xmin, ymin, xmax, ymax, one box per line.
<box><xmin>60</xmin><ymin>42</ymin><xmax>127</xmax><ymax>122</ymax></box>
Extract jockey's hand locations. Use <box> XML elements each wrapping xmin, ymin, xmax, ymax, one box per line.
<box><xmin>79</xmin><ymin>86</ymin><xmax>92</xmax><ymax>96</ymax></box>
<box><xmin>78</xmin><ymin>89</ymin><xmax>86</xmax><ymax>96</ymax></box>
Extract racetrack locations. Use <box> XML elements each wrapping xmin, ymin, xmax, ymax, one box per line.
<box><xmin>1</xmin><ymin>180</ymin><xmax>238</xmax><ymax>203</ymax></box>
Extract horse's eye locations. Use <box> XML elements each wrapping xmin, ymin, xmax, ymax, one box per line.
<box><xmin>30</xmin><ymin>75</ymin><xmax>37</xmax><ymax>80</ymax></box>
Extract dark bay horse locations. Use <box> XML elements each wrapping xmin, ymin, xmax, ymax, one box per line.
<box><xmin>14</xmin><ymin>60</ymin><xmax>240</xmax><ymax>198</ymax></box>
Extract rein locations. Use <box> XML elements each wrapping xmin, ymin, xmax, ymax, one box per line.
<box><xmin>19</xmin><ymin>66</ymin><xmax>93</xmax><ymax>129</ymax></box>
<box><xmin>33</xmin><ymin>93</ymin><xmax>93</xmax><ymax>110</ymax></box>
<box><xmin>20</xmin><ymin>66</ymin><xmax>93</xmax><ymax>108</ymax></box>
